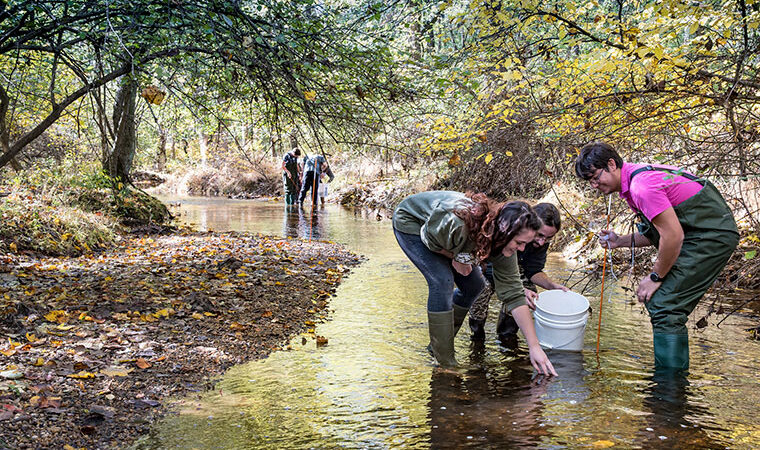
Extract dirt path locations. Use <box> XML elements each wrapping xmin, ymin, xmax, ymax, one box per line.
<box><xmin>0</xmin><ymin>230</ymin><xmax>361</xmax><ymax>449</ymax></box>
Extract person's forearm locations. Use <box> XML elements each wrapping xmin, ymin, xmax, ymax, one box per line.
<box><xmin>530</xmin><ymin>272</ymin><xmax>561</xmax><ymax>290</ymax></box>
<box><xmin>652</xmin><ymin>231</ymin><xmax>682</xmax><ymax>276</ymax></box>
<box><xmin>511</xmin><ymin>305</ymin><xmax>541</xmax><ymax>348</ymax></box>
<box><xmin>616</xmin><ymin>232</ymin><xmax>651</xmax><ymax>248</ymax></box>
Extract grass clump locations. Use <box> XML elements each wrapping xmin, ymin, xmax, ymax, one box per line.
<box><xmin>0</xmin><ymin>192</ymin><xmax>117</xmax><ymax>256</ymax></box>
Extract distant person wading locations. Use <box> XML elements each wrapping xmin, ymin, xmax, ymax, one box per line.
<box><xmin>299</xmin><ymin>154</ymin><xmax>334</xmax><ymax>206</ymax></box>
<box><xmin>282</xmin><ymin>148</ymin><xmax>302</xmax><ymax>205</ymax></box>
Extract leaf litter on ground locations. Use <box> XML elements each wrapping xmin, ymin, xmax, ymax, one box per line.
<box><xmin>0</xmin><ymin>229</ymin><xmax>360</xmax><ymax>449</ymax></box>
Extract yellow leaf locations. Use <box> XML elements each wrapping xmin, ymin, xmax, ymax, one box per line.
<box><xmin>192</xmin><ymin>312</ymin><xmax>204</xmax><ymax>320</ymax></box>
<box><xmin>33</xmin><ymin>357</ymin><xmax>44</xmax><ymax>366</ymax></box>
<box><xmin>9</xmin><ymin>242</ymin><xmax>17</xmax><ymax>252</ymax></box>
<box><xmin>26</xmin><ymin>332</ymin><xmax>38</xmax><ymax>343</ymax></box>
<box><xmin>44</xmin><ymin>310</ymin><xmax>68</xmax><ymax>324</ymax></box>
<box><xmin>203</xmin><ymin>312</ymin><xmax>217</xmax><ymax>317</ymax></box>
<box><xmin>56</xmin><ymin>324</ymin><xmax>75</xmax><ymax>331</ymax></box>
<box><xmin>505</xmin><ymin>151</ymin><xmax>513</xmax><ymax>157</ymax></box>
<box><xmin>592</xmin><ymin>440</ymin><xmax>616</xmax><ymax>448</ymax></box>
<box><xmin>68</xmin><ymin>371</ymin><xmax>95</xmax><ymax>379</ymax></box>
<box><xmin>100</xmin><ymin>367</ymin><xmax>133</xmax><ymax>377</ymax></box>
<box><xmin>484</xmin><ymin>152</ymin><xmax>493</xmax><ymax>164</ymax></box>
<box><xmin>153</xmin><ymin>308</ymin><xmax>171</xmax><ymax>318</ymax></box>
<box><xmin>304</xmin><ymin>90</ymin><xmax>317</xmax><ymax>101</ymax></box>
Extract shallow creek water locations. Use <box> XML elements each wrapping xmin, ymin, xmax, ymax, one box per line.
<box><xmin>136</xmin><ymin>198</ymin><xmax>760</xmax><ymax>449</ymax></box>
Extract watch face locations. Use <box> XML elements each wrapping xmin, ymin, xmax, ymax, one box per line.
<box><xmin>650</xmin><ymin>272</ymin><xmax>660</xmax><ymax>282</ymax></box>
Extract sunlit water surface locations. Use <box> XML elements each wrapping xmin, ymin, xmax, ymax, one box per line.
<box><xmin>135</xmin><ymin>197</ymin><xmax>760</xmax><ymax>449</ymax></box>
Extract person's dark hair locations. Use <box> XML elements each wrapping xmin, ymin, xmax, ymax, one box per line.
<box><xmin>293</xmin><ymin>148</ymin><xmax>301</xmax><ymax>156</ymax></box>
<box><xmin>534</xmin><ymin>203</ymin><xmax>561</xmax><ymax>231</ymax></box>
<box><xmin>574</xmin><ymin>142</ymin><xmax>623</xmax><ymax>180</ymax></box>
<box><xmin>455</xmin><ymin>194</ymin><xmax>541</xmax><ymax>261</ymax></box>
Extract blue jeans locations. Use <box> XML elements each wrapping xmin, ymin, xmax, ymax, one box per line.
<box><xmin>394</xmin><ymin>229</ymin><xmax>485</xmax><ymax>312</ymax></box>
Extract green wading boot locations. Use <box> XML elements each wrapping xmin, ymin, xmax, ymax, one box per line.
<box><xmin>427</xmin><ymin>310</ymin><xmax>458</xmax><ymax>367</ymax></box>
<box><xmin>653</xmin><ymin>333</ymin><xmax>690</xmax><ymax>371</ymax></box>
<box><xmin>452</xmin><ymin>304</ymin><xmax>469</xmax><ymax>337</ymax></box>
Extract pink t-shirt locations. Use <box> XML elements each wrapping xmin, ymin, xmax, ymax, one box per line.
<box><xmin>619</xmin><ymin>163</ymin><xmax>703</xmax><ymax>221</ymax></box>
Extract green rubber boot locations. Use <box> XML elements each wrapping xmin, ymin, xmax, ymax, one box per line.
<box><xmin>653</xmin><ymin>333</ymin><xmax>690</xmax><ymax>371</ymax></box>
<box><xmin>427</xmin><ymin>310</ymin><xmax>458</xmax><ymax>367</ymax></box>
<box><xmin>452</xmin><ymin>304</ymin><xmax>469</xmax><ymax>337</ymax></box>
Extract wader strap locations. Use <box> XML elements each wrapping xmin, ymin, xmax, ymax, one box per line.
<box><xmin>628</xmin><ymin>165</ymin><xmax>702</xmax><ymax>246</ymax></box>
<box><xmin>629</xmin><ymin>165</ymin><xmax>702</xmax><ymax>184</ymax></box>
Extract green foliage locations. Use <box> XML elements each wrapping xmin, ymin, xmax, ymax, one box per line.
<box><xmin>0</xmin><ymin>193</ymin><xmax>116</xmax><ymax>257</ymax></box>
<box><xmin>70</xmin><ymin>172</ymin><xmax>171</xmax><ymax>225</ymax></box>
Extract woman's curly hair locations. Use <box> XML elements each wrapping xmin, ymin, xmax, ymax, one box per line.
<box><xmin>454</xmin><ymin>193</ymin><xmax>541</xmax><ymax>261</ymax></box>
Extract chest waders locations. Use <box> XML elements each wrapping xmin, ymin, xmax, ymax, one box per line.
<box><xmin>630</xmin><ymin>166</ymin><xmax>739</xmax><ymax>370</ymax></box>
<box><xmin>283</xmin><ymin>156</ymin><xmax>300</xmax><ymax>204</ymax></box>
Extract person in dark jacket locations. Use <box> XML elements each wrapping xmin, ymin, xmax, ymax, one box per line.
<box><xmin>575</xmin><ymin>142</ymin><xmax>738</xmax><ymax>371</ymax></box>
<box><xmin>393</xmin><ymin>190</ymin><xmax>557</xmax><ymax>375</ymax></box>
<box><xmin>299</xmin><ymin>154</ymin><xmax>334</xmax><ymax>206</ymax></box>
<box><xmin>282</xmin><ymin>148</ymin><xmax>302</xmax><ymax>204</ymax></box>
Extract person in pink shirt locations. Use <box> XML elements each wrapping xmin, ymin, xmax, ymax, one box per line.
<box><xmin>575</xmin><ymin>142</ymin><xmax>738</xmax><ymax>371</ymax></box>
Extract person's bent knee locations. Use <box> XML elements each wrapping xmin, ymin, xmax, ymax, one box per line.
<box><xmin>648</xmin><ymin>309</ymin><xmax>688</xmax><ymax>335</ymax></box>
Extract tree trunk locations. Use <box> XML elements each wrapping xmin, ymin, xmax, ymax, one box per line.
<box><xmin>104</xmin><ymin>75</ymin><xmax>138</xmax><ymax>182</ymax></box>
<box><xmin>198</xmin><ymin>129</ymin><xmax>208</xmax><ymax>166</ymax></box>
<box><xmin>157</xmin><ymin>129</ymin><xmax>167</xmax><ymax>171</ymax></box>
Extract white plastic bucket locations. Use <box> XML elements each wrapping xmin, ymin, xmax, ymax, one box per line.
<box><xmin>534</xmin><ymin>290</ymin><xmax>590</xmax><ymax>351</ymax></box>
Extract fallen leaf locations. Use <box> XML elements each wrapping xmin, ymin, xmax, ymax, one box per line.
<box><xmin>593</xmin><ymin>440</ymin><xmax>615</xmax><ymax>448</ymax></box>
<box><xmin>0</xmin><ymin>370</ymin><xmax>23</xmax><ymax>379</ymax></box>
<box><xmin>136</xmin><ymin>358</ymin><xmax>151</xmax><ymax>369</ymax></box>
<box><xmin>67</xmin><ymin>371</ymin><xmax>95</xmax><ymax>379</ymax></box>
<box><xmin>44</xmin><ymin>310</ymin><xmax>68</xmax><ymax>324</ymax></box>
<box><xmin>100</xmin><ymin>367</ymin><xmax>133</xmax><ymax>377</ymax></box>
<box><xmin>316</xmin><ymin>336</ymin><xmax>328</xmax><ymax>347</ymax></box>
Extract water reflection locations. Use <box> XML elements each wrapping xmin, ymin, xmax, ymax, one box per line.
<box><xmin>637</xmin><ymin>370</ymin><xmax>722</xmax><ymax>448</ymax></box>
<box><xmin>282</xmin><ymin>204</ymin><xmax>327</xmax><ymax>240</ymax></box>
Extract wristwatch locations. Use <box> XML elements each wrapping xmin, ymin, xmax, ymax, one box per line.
<box><xmin>649</xmin><ymin>271</ymin><xmax>665</xmax><ymax>282</ymax></box>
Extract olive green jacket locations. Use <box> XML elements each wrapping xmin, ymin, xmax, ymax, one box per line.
<box><xmin>393</xmin><ymin>191</ymin><xmax>526</xmax><ymax>311</ymax></box>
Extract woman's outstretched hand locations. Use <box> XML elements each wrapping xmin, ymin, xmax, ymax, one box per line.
<box><xmin>529</xmin><ymin>345</ymin><xmax>558</xmax><ymax>376</ymax></box>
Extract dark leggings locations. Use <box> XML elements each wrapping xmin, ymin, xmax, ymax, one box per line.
<box><xmin>394</xmin><ymin>229</ymin><xmax>485</xmax><ymax>312</ymax></box>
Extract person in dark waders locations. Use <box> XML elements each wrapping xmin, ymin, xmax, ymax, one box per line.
<box><xmin>468</xmin><ymin>203</ymin><xmax>568</xmax><ymax>345</ymax></box>
<box><xmin>299</xmin><ymin>154</ymin><xmax>333</xmax><ymax>206</ymax></box>
<box><xmin>281</xmin><ymin>147</ymin><xmax>302</xmax><ymax>205</ymax></box>
<box><xmin>392</xmin><ymin>190</ymin><xmax>557</xmax><ymax>375</ymax></box>
<box><xmin>575</xmin><ymin>142</ymin><xmax>738</xmax><ymax>371</ymax></box>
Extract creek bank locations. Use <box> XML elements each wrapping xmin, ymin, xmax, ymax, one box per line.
<box><xmin>0</xmin><ymin>230</ymin><xmax>361</xmax><ymax>449</ymax></box>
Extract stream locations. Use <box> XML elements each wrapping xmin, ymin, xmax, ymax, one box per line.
<box><xmin>136</xmin><ymin>197</ymin><xmax>760</xmax><ymax>449</ymax></box>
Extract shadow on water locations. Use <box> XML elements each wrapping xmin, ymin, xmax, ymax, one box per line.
<box><xmin>137</xmin><ymin>197</ymin><xmax>760</xmax><ymax>449</ymax></box>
